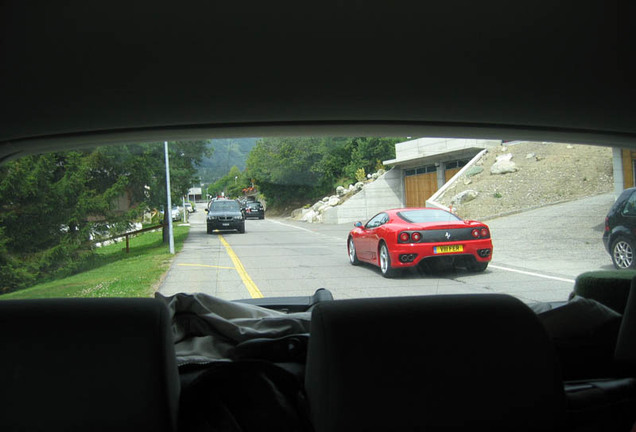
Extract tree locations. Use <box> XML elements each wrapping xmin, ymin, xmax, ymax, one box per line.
<box><xmin>0</xmin><ymin>141</ymin><xmax>211</xmax><ymax>292</ymax></box>
<box><xmin>342</xmin><ymin>137</ymin><xmax>399</xmax><ymax>181</ymax></box>
<box><xmin>245</xmin><ymin>136</ymin><xmax>404</xmax><ymax>208</ymax></box>
<box><xmin>207</xmin><ymin>166</ymin><xmax>251</xmax><ymax>199</ymax></box>
<box><xmin>196</xmin><ymin>138</ymin><xmax>257</xmax><ymax>183</ymax></box>
<box><xmin>246</xmin><ymin>137</ymin><xmax>329</xmax><ymax>207</ymax></box>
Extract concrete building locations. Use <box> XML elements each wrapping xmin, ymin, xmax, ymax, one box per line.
<box><xmin>187</xmin><ymin>187</ymin><xmax>203</xmax><ymax>202</ymax></box>
<box><xmin>613</xmin><ymin>148</ymin><xmax>636</xmax><ymax>198</ymax></box>
<box><xmin>322</xmin><ymin>138</ymin><xmax>501</xmax><ymax>223</ymax></box>
<box><xmin>383</xmin><ymin>138</ymin><xmax>502</xmax><ymax>207</ymax></box>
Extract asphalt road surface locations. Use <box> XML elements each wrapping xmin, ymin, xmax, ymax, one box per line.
<box><xmin>159</xmin><ymin>193</ymin><xmax>616</xmax><ymax>304</ymax></box>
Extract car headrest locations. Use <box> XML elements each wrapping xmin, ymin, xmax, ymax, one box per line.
<box><xmin>0</xmin><ymin>298</ymin><xmax>179</xmax><ymax>432</ymax></box>
<box><xmin>305</xmin><ymin>294</ymin><xmax>565</xmax><ymax>432</ymax></box>
<box><xmin>615</xmin><ymin>275</ymin><xmax>636</xmax><ymax>364</ymax></box>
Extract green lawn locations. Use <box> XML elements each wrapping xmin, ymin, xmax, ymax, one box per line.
<box><xmin>0</xmin><ymin>225</ymin><xmax>189</xmax><ymax>300</ymax></box>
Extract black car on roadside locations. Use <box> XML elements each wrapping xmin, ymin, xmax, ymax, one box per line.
<box><xmin>244</xmin><ymin>201</ymin><xmax>265</xmax><ymax>219</ymax></box>
<box><xmin>206</xmin><ymin>199</ymin><xmax>246</xmax><ymax>234</ymax></box>
<box><xmin>603</xmin><ymin>187</ymin><xmax>636</xmax><ymax>269</ymax></box>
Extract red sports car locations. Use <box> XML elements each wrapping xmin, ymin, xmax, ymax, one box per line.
<box><xmin>347</xmin><ymin>208</ymin><xmax>493</xmax><ymax>277</ymax></box>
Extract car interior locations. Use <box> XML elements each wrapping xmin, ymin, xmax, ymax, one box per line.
<box><xmin>2</xmin><ymin>1</ymin><xmax>636</xmax><ymax>431</ymax></box>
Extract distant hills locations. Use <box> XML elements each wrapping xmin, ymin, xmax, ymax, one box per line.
<box><xmin>196</xmin><ymin>138</ymin><xmax>258</xmax><ymax>183</ymax></box>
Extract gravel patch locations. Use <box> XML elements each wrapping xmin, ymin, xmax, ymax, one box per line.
<box><xmin>436</xmin><ymin>142</ymin><xmax>614</xmax><ymax>221</ymax></box>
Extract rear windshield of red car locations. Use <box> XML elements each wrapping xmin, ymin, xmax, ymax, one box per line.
<box><xmin>397</xmin><ymin>209</ymin><xmax>462</xmax><ymax>223</ymax></box>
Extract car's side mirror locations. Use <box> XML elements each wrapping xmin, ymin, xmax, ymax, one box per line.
<box><xmin>354</xmin><ymin>221</ymin><xmax>363</xmax><ymax>228</ymax></box>
<box><xmin>204</xmin><ymin>208</ymin><xmax>208</xmax><ymax>213</ymax></box>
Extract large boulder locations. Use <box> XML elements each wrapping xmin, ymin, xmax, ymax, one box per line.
<box><xmin>465</xmin><ymin>166</ymin><xmax>484</xmax><ymax>177</ymax></box>
<box><xmin>336</xmin><ymin>186</ymin><xmax>347</xmax><ymax>196</ymax></box>
<box><xmin>302</xmin><ymin>209</ymin><xmax>318</xmax><ymax>223</ymax></box>
<box><xmin>490</xmin><ymin>160</ymin><xmax>518</xmax><ymax>175</ymax></box>
<box><xmin>291</xmin><ymin>208</ymin><xmax>306</xmax><ymax>220</ymax></box>
<box><xmin>355</xmin><ymin>182</ymin><xmax>365</xmax><ymax>191</ymax></box>
<box><xmin>496</xmin><ymin>153</ymin><xmax>513</xmax><ymax>162</ymax></box>
<box><xmin>451</xmin><ymin>190</ymin><xmax>479</xmax><ymax>205</ymax></box>
<box><xmin>327</xmin><ymin>196</ymin><xmax>340</xmax><ymax>207</ymax></box>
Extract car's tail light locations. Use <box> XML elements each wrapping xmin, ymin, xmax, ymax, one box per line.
<box><xmin>411</xmin><ymin>232</ymin><xmax>422</xmax><ymax>242</ymax></box>
<box><xmin>472</xmin><ymin>229</ymin><xmax>480</xmax><ymax>238</ymax></box>
<box><xmin>605</xmin><ymin>216</ymin><xmax>609</xmax><ymax>232</ymax></box>
<box><xmin>480</xmin><ymin>228</ymin><xmax>489</xmax><ymax>237</ymax></box>
<box><xmin>399</xmin><ymin>232</ymin><xmax>410</xmax><ymax>242</ymax></box>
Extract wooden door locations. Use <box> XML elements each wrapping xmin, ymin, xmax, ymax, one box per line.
<box><xmin>405</xmin><ymin>172</ymin><xmax>437</xmax><ymax>207</ymax></box>
<box><xmin>445</xmin><ymin>167</ymin><xmax>462</xmax><ymax>182</ymax></box>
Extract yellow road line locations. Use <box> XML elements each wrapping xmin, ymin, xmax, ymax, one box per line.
<box><xmin>218</xmin><ymin>234</ymin><xmax>264</xmax><ymax>299</ymax></box>
<box><xmin>177</xmin><ymin>263</ymin><xmax>235</xmax><ymax>270</ymax></box>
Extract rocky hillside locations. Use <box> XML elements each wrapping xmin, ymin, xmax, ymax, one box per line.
<box><xmin>436</xmin><ymin>142</ymin><xmax>614</xmax><ymax>221</ymax></box>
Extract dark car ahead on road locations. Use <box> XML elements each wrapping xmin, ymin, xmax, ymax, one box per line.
<box><xmin>603</xmin><ymin>187</ymin><xmax>636</xmax><ymax>269</ymax></box>
<box><xmin>206</xmin><ymin>199</ymin><xmax>245</xmax><ymax>234</ymax></box>
<box><xmin>245</xmin><ymin>201</ymin><xmax>265</xmax><ymax>219</ymax></box>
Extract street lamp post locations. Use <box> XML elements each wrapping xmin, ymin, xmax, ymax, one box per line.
<box><xmin>164</xmin><ymin>141</ymin><xmax>175</xmax><ymax>254</ymax></box>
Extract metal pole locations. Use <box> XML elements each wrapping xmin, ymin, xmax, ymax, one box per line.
<box><xmin>164</xmin><ymin>141</ymin><xmax>175</xmax><ymax>254</ymax></box>
<box><xmin>182</xmin><ymin>195</ymin><xmax>187</xmax><ymax>223</ymax></box>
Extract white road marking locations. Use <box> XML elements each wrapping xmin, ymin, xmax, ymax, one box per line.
<box><xmin>489</xmin><ymin>264</ymin><xmax>575</xmax><ymax>283</ymax></box>
<box><xmin>267</xmin><ymin>218</ymin><xmax>317</xmax><ymax>234</ymax></box>
<box><xmin>267</xmin><ymin>218</ymin><xmax>345</xmax><ymax>242</ymax></box>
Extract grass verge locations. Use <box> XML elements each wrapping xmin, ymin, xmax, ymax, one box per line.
<box><xmin>0</xmin><ymin>225</ymin><xmax>189</xmax><ymax>300</ymax></box>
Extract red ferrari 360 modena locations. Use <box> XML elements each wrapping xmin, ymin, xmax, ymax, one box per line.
<box><xmin>347</xmin><ymin>208</ymin><xmax>493</xmax><ymax>278</ymax></box>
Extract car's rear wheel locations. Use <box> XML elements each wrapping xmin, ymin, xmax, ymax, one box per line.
<box><xmin>379</xmin><ymin>242</ymin><xmax>398</xmax><ymax>278</ymax></box>
<box><xmin>611</xmin><ymin>237</ymin><xmax>636</xmax><ymax>269</ymax></box>
<box><xmin>348</xmin><ymin>237</ymin><xmax>360</xmax><ymax>265</ymax></box>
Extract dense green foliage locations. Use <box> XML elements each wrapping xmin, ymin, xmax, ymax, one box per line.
<box><xmin>196</xmin><ymin>138</ymin><xmax>257</xmax><ymax>183</ymax></box>
<box><xmin>246</xmin><ymin>137</ymin><xmax>404</xmax><ymax>207</ymax></box>
<box><xmin>207</xmin><ymin>166</ymin><xmax>253</xmax><ymax>199</ymax></box>
<box><xmin>0</xmin><ymin>142</ymin><xmax>209</xmax><ymax>293</ymax></box>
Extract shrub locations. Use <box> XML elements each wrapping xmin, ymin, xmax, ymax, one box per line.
<box><xmin>355</xmin><ymin>168</ymin><xmax>366</xmax><ymax>182</ymax></box>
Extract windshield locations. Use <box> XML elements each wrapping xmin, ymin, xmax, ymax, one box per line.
<box><xmin>0</xmin><ymin>138</ymin><xmax>617</xmax><ymax>305</ymax></box>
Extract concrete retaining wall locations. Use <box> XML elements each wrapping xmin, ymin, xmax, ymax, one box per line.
<box><xmin>322</xmin><ymin>168</ymin><xmax>403</xmax><ymax>224</ymax></box>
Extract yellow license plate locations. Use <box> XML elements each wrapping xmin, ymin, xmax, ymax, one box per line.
<box><xmin>434</xmin><ymin>245</ymin><xmax>464</xmax><ymax>254</ymax></box>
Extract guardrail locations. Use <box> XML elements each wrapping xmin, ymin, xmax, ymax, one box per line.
<box><xmin>95</xmin><ymin>224</ymin><xmax>165</xmax><ymax>253</ymax></box>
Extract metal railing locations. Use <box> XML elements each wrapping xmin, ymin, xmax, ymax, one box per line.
<box><xmin>95</xmin><ymin>224</ymin><xmax>165</xmax><ymax>253</ymax></box>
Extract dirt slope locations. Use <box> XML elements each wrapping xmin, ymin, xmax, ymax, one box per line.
<box><xmin>436</xmin><ymin>142</ymin><xmax>614</xmax><ymax>221</ymax></box>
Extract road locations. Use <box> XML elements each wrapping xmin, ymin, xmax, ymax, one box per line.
<box><xmin>159</xmin><ymin>193</ymin><xmax>616</xmax><ymax>304</ymax></box>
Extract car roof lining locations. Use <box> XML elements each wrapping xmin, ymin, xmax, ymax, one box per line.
<box><xmin>1</xmin><ymin>1</ymin><xmax>635</xmax><ymax>159</ymax></box>
<box><xmin>2</xmin><ymin>121</ymin><xmax>635</xmax><ymax>164</ymax></box>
